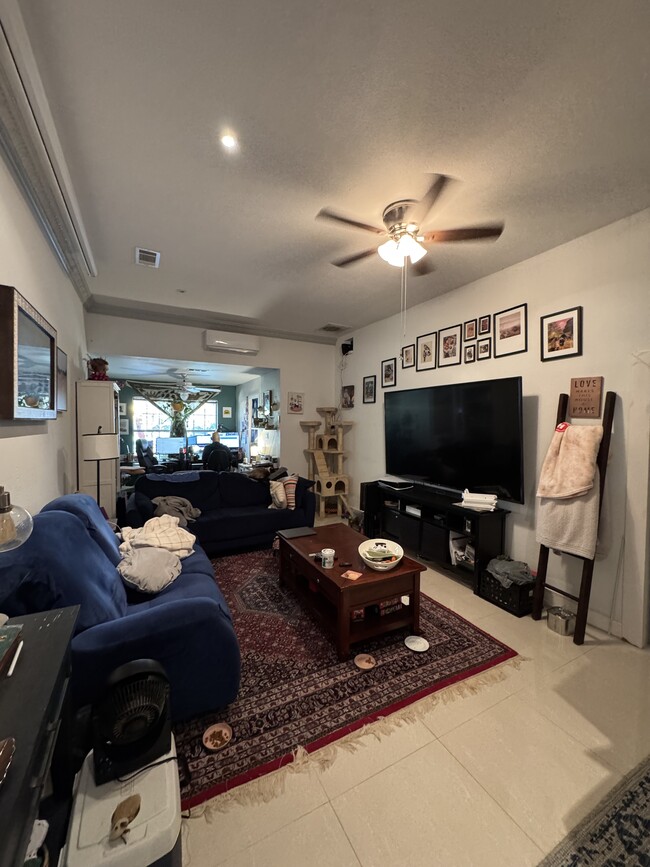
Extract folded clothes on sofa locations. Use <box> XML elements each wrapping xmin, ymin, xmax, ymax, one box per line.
<box><xmin>118</xmin><ymin>545</ymin><xmax>181</xmax><ymax>593</ymax></box>
<box><xmin>121</xmin><ymin>515</ymin><xmax>196</xmax><ymax>558</ymax></box>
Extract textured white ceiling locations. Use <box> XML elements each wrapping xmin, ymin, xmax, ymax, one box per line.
<box><xmin>19</xmin><ymin>0</ymin><xmax>650</xmax><ymax>339</ymax></box>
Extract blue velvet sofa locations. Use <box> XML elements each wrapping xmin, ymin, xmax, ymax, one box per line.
<box><xmin>126</xmin><ymin>471</ymin><xmax>316</xmax><ymax>556</ymax></box>
<box><xmin>0</xmin><ymin>494</ymin><xmax>240</xmax><ymax>721</ymax></box>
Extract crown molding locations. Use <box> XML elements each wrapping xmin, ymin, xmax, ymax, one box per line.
<box><xmin>0</xmin><ymin>12</ymin><xmax>92</xmax><ymax>302</ymax></box>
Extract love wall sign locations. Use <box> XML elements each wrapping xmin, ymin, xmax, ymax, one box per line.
<box><xmin>569</xmin><ymin>376</ymin><xmax>603</xmax><ymax>418</ymax></box>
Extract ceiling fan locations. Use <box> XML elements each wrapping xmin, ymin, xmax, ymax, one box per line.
<box><xmin>172</xmin><ymin>373</ymin><xmax>201</xmax><ymax>401</ymax></box>
<box><xmin>317</xmin><ymin>174</ymin><xmax>504</xmax><ymax>275</ymax></box>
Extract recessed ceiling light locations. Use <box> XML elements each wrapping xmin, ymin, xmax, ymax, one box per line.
<box><xmin>220</xmin><ymin>134</ymin><xmax>238</xmax><ymax>150</ymax></box>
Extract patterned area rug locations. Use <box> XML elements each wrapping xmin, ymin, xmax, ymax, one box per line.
<box><xmin>174</xmin><ymin>549</ymin><xmax>517</xmax><ymax>809</ymax></box>
<box><xmin>540</xmin><ymin>754</ymin><xmax>650</xmax><ymax>866</ymax></box>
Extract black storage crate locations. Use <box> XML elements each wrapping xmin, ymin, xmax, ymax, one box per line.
<box><xmin>479</xmin><ymin>571</ymin><xmax>534</xmax><ymax>617</ymax></box>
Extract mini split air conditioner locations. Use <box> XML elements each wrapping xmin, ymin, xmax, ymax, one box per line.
<box><xmin>203</xmin><ymin>330</ymin><xmax>260</xmax><ymax>356</ymax></box>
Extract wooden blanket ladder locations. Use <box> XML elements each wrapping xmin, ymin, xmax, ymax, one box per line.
<box><xmin>531</xmin><ymin>391</ymin><xmax>616</xmax><ymax>645</ymax></box>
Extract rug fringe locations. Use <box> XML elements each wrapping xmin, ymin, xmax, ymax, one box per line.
<box><xmin>189</xmin><ymin>654</ymin><xmax>526</xmax><ymax>818</ymax></box>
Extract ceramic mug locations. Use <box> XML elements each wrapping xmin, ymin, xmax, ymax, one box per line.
<box><xmin>321</xmin><ymin>548</ymin><xmax>335</xmax><ymax>569</ymax></box>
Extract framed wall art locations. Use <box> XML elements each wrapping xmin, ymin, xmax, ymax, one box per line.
<box><xmin>287</xmin><ymin>392</ymin><xmax>304</xmax><ymax>414</ymax></box>
<box><xmin>438</xmin><ymin>324</ymin><xmax>462</xmax><ymax>367</ymax></box>
<box><xmin>56</xmin><ymin>348</ymin><xmax>68</xmax><ymax>412</ymax></box>
<box><xmin>494</xmin><ymin>303</ymin><xmax>528</xmax><ymax>357</ymax></box>
<box><xmin>222</xmin><ymin>406</ymin><xmax>232</xmax><ymax>418</ymax></box>
<box><xmin>363</xmin><ymin>375</ymin><xmax>376</xmax><ymax>404</ymax></box>
<box><xmin>416</xmin><ymin>332</ymin><xmax>436</xmax><ymax>371</ymax></box>
<box><xmin>118</xmin><ymin>401</ymin><xmax>126</xmax><ymax>416</ymax></box>
<box><xmin>381</xmin><ymin>358</ymin><xmax>396</xmax><ymax>388</ymax></box>
<box><xmin>119</xmin><ymin>417</ymin><xmax>129</xmax><ymax>435</ymax></box>
<box><xmin>463</xmin><ymin>319</ymin><xmax>477</xmax><ymax>342</ymax></box>
<box><xmin>540</xmin><ymin>306</ymin><xmax>583</xmax><ymax>362</ymax></box>
<box><xmin>477</xmin><ymin>337</ymin><xmax>492</xmax><ymax>360</ymax></box>
<box><xmin>401</xmin><ymin>344</ymin><xmax>415</xmax><ymax>368</ymax></box>
<box><xmin>464</xmin><ymin>344</ymin><xmax>476</xmax><ymax>364</ymax></box>
<box><xmin>478</xmin><ymin>314</ymin><xmax>491</xmax><ymax>336</ymax></box>
<box><xmin>342</xmin><ymin>385</ymin><xmax>355</xmax><ymax>408</ymax></box>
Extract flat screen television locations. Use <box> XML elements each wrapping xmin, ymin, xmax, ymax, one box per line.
<box><xmin>384</xmin><ymin>376</ymin><xmax>524</xmax><ymax>503</ymax></box>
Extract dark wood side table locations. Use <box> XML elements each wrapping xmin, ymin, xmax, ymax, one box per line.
<box><xmin>0</xmin><ymin>607</ymin><xmax>78</xmax><ymax>867</ymax></box>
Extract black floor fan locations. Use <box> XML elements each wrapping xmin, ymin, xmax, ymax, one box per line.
<box><xmin>92</xmin><ymin>659</ymin><xmax>171</xmax><ymax>785</ymax></box>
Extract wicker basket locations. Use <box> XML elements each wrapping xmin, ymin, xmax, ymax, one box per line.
<box><xmin>479</xmin><ymin>571</ymin><xmax>534</xmax><ymax>617</ymax></box>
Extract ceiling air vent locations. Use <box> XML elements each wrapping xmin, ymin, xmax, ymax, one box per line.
<box><xmin>135</xmin><ymin>247</ymin><xmax>161</xmax><ymax>268</ymax></box>
<box><xmin>318</xmin><ymin>323</ymin><xmax>349</xmax><ymax>333</ymax></box>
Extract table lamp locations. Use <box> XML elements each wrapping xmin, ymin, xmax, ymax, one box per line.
<box><xmin>83</xmin><ymin>426</ymin><xmax>120</xmax><ymax>505</ymax></box>
<box><xmin>0</xmin><ymin>486</ymin><xmax>33</xmax><ymax>552</ymax></box>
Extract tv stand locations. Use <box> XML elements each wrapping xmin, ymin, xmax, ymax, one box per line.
<box><xmin>361</xmin><ymin>481</ymin><xmax>508</xmax><ymax>593</ymax></box>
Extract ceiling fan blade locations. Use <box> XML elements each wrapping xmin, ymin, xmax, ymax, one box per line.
<box><xmin>409</xmin><ymin>174</ymin><xmax>452</xmax><ymax>225</ymax></box>
<box><xmin>332</xmin><ymin>248</ymin><xmax>378</xmax><ymax>267</ymax></box>
<box><xmin>410</xmin><ymin>257</ymin><xmax>436</xmax><ymax>277</ymax></box>
<box><xmin>421</xmin><ymin>224</ymin><xmax>504</xmax><ymax>243</ymax></box>
<box><xmin>317</xmin><ymin>208</ymin><xmax>385</xmax><ymax>235</ymax></box>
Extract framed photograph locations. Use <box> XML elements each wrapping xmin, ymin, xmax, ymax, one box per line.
<box><xmin>416</xmin><ymin>332</ymin><xmax>437</xmax><ymax>371</ymax></box>
<box><xmin>342</xmin><ymin>385</ymin><xmax>355</xmax><ymax>408</ymax></box>
<box><xmin>477</xmin><ymin>337</ymin><xmax>492</xmax><ymax>361</ymax></box>
<box><xmin>540</xmin><ymin>306</ymin><xmax>583</xmax><ymax>362</ymax></box>
<box><xmin>363</xmin><ymin>375</ymin><xmax>376</xmax><ymax>404</ymax></box>
<box><xmin>464</xmin><ymin>344</ymin><xmax>476</xmax><ymax>364</ymax></box>
<box><xmin>263</xmin><ymin>391</ymin><xmax>271</xmax><ymax>414</ymax></box>
<box><xmin>222</xmin><ymin>406</ymin><xmax>232</xmax><ymax>418</ymax></box>
<box><xmin>401</xmin><ymin>344</ymin><xmax>415</xmax><ymax>368</ymax></box>
<box><xmin>438</xmin><ymin>324</ymin><xmax>462</xmax><ymax>367</ymax></box>
<box><xmin>118</xmin><ymin>401</ymin><xmax>126</xmax><ymax>416</ymax></box>
<box><xmin>119</xmin><ymin>417</ymin><xmax>129</xmax><ymax>435</ymax></box>
<box><xmin>478</xmin><ymin>314</ymin><xmax>491</xmax><ymax>336</ymax></box>
<box><xmin>494</xmin><ymin>303</ymin><xmax>528</xmax><ymax>357</ymax></box>
<box><xmin>463</xmin><ymin>319</ymin><xmax>477</xmax><ymax>342</ymax></box>
<box><xmin>287</xmin><ymin>392</ymin><xmax>304</xmax><ymax>414</ymax></box>
<box><xmin>381</xmin><ymin>357</ymin><xmax>396</xmax><ymax>388</ymax></box>
<box><xmin>56</xmin><ymin>347</ymin><xmax>68</xmax><ymax>412</ymax></box>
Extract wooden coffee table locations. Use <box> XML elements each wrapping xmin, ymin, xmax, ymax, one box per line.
<box><xmin>278</xmin><ymin>523</ymin><xmax>425</xmax><ymax>659</ymax></box>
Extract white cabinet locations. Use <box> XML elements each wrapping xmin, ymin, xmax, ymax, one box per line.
<box><xmin>75</xmin><ymin>380</ymin><xmax>120</xmax><ymax>517</ymax></box>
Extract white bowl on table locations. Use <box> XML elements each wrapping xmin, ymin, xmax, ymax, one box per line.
<box><xmin>358</xmin><ymin>539</ymin><xmax>404</xmax><ymax>571</ymax></box>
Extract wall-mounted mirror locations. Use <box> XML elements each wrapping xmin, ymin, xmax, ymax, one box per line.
<box><xmin>0</xmin><ymin>284</ymin><xmax>57</xmax><ymax>420</ymax></box>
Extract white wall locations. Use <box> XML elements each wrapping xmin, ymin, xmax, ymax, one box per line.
<box><xmin>84</xmin><ymin>314</ymin><xmax>336</xmax><ymax>475</ymax></box>
<box><xmin>336</xmin><ymin>209</ymin><xmax>650</xmax><ymax>646</ymax></box>
<box><xmin>0</xmin><ymin>159</ymin><xmax>87</xmax><ymax>513</ymax></box>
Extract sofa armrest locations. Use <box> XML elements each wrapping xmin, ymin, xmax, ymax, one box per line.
<box><xmin>302</xmin><ymin>489</ymin><xmax>316</xmax><ymax>526</ymax></box>
<box><xmin>71</xmin><ymin>598</ymin><xmax>241</xmax><ymax>720</ymax></box>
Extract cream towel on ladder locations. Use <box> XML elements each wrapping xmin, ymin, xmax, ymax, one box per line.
<box><xmin>536</xmin><ymin>423</ymin><xmax>603</xmax><ymax>499</ymax></box>
<box><xmin>536</xmin><ymin>467</ymin><xmax>600</xmax><ymax>559</ymax></box>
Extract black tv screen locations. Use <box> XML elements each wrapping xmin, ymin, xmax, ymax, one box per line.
<box><xmin>384</xmin><ymin>376</ymin><xmax>524</xmax><ymax>503</ymax></box>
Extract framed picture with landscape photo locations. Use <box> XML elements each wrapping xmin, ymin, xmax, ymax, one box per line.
<box><xmin>401</xmin><ymin>343</ymin><xmax>415</xmax><ymax>368</ymax></box>
<box><xmin>494</xmin><ymin>303</ymin><xmax>528</xmax><ymax>357</ymax></box>
<box><xmin>540</xmin><ymin>306</ymin><xmax>583</xmax><ymax>362</ymax></box>
<box><xmin>363</xmin><ymin>374</ymin><xmax>376</xmax><ymax>403</ymax></box>
<box><xmin>438</xmin><ymin>324</ymin><xmax>462</xmax><ymax>367</ymax></box>
<box><xmin>416</xmin><ymin>332</ymin><xmax>436</xmax><ymax>371</ymax></box>
<box><xmin>381</xmin><ymin>357</ymin><xmax>396</xmax><ymax>388</ymax></box>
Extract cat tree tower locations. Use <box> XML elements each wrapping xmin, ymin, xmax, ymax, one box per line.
<box><xmin>301</xmin><ymin>407</ymin><xmax>353</xmax><ymax>518</ymax></box>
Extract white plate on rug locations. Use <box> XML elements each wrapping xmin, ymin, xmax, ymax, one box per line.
<box><xmin>404</xmin><ymin>635</ymin><xmax>429</xmax><ymax>652</ymax></box>
<box><xmin>202</xmin><ymin>722</ymin><xmax>233</xmax><ymax>752</ymax></box>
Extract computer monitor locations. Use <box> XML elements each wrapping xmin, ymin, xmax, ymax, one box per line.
<box><xmin>220</xmin><ymin>433</ymin><xmax>240</xmax><ymax>449</ymax></box>
<box><xmin>156</xmin><ymin>436</ymin><xmax>185</xmax><ymax>455</ymax></box>
<box><xmin>186</xmin><ymin>435</ymin><xmax>198</xmax><ymax>446</ymax></box>
<box><xmin>195</xmin><ymin>434</ymin><xmax>212</xmax><ymax>446</ymax></box>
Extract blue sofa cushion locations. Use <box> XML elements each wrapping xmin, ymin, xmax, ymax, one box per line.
<box><xmin>135</xmin><ymin>471</ymin><xmax>223</xmax><ymax>511</ymax></box>
<box><xmin>41</xmin><ymin>494</ymin><xmax>122</xmax><ymax>566</ymax></box>
<box><xmin>218</xmin><ymin>472</ymin><xmax>272</xmax><ymax>507</ymax></box>
<box><xmin>0</xmin><ymin>512</ymin><xmax>127</xmax><ymax>633</ymax></box>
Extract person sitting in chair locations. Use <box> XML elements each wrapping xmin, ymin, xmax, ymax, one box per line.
<box><xmin>202</xmin><ymin>432</ymin><xmax>235</xmax><ymax>471</ymax></box>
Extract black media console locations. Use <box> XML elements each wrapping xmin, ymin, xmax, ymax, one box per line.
<box><xmin>361</xmin><ymin>481</ymin><xmax>508</xmax><ymax>593</ymax></box>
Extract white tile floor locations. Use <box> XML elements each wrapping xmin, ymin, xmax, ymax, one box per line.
<box><xmin>183</xmin><ymin>563</ymin><xmax>650</xmax><ymax>867</ymax></box>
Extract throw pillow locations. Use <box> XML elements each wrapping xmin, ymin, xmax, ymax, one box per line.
<box><xmin>282</xmin><ymin>475</ymin><xmax>299</xmax><ymax>510</ymax></box>
<box><xmin>269</xmin><ymin>480</ymin><xmax>288</xmax><ymax>510</ymax></box>
<box><xmin>118</xmin><ymin>546</ymin><xmax>182</xmax><ymax>594</ymax></box>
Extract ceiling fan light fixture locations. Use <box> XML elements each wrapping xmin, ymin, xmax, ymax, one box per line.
<box><xmin>377</xmin><ymin>239</ymin><xmax>404</xmax><ymax>267</ymax></box>
<box><xmin>179</xmin><ymin>390</ymin><xmax>189</xmax><ymax>401</ymax></box>
<box><xmin>399</xmin><ymin>234</ymin><xmax>427</xmax><ymax>264</ymax></box>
